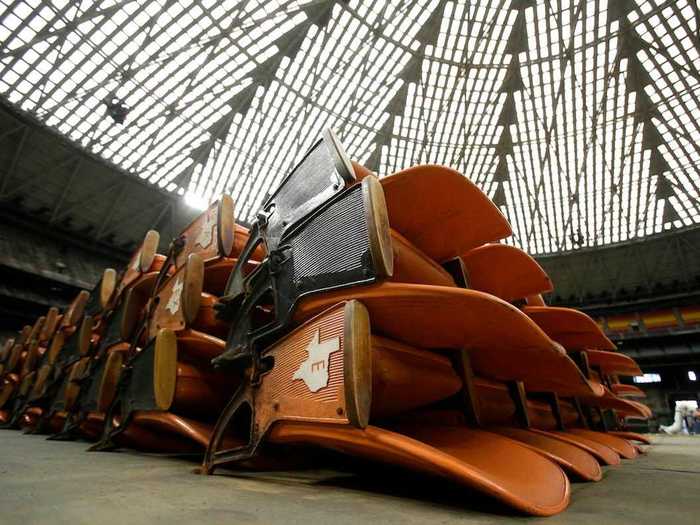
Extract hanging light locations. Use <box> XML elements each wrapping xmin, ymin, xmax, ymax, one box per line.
<box><xmin>103</xmin><ymin>97</ymin><xmax>130</xmax><ymax>124</ymax></box>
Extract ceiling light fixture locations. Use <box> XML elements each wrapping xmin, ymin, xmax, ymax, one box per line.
<box><xmin>104</xmin><ymin>97</ymin><xmax>130</xmax><ymax>124</ymax></box>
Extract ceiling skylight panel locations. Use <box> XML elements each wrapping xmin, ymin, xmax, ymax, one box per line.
<box><xmin>0</xmin><ymin>68</ymin><xmax>21</xmax><ymax>91</ymax></box>
<box><xmin>140</xmin><ymin>119</ymin><xmax>196</xmax><ymax>167</ymax></box>
<box><xmin>3</xmin><ymin>10</ymin><xmax>25</xmax><ymax>33</ymax></box>
<box><xmin>1</xmin><ymin>0</ymin><xmax>699</xmax><ymax>251</ymax></box>
<box><xmin>13</xmin><ymin>1</ymin><xmax>36</xmax><ymax>21</ymax></box>
<box><xmin>34</xmin><ymin>53</ymin><xmax>56</xmax><ymax>82</ymax></box>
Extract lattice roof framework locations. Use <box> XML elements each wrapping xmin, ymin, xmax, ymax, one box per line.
<box><xmin>1</xmin><ymin>0</ymin><xmax>699</xmax><ymax>254</ymax></box>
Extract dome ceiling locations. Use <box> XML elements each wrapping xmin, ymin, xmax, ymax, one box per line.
<box><xmin>0</xmin><ymin>0</ymin><xmax>698</xmax><ymax>253</ymax></box>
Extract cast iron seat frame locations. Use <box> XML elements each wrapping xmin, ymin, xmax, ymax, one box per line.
<box><xmin>201</xmin><ymin>130</ymin><xmax>392</xmax><ymax>470</ymax></box>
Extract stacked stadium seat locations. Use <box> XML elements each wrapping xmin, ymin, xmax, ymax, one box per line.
<box><xmin>0</xmin><ymin>131</ymin><xmax>653</xmax><ymax>517</ymax></box>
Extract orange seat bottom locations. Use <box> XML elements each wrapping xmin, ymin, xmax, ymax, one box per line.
<box><xmin>609</xmin><ymin>431</ymin><xmax>652</xmax><ymax>445</ymax></box>
<box><xmin>529</xmin><ymin>429</ymin><xmax>621</xmax><ymax>466</ymax></box>
<box><xmin>268</xmin><ymin>421</ymin><xmax>570</xmax><ymax>517</ymax></box>
<box><xmin>491</xmin><ymin>427</ymin><xmax>601</xmax><ymax>481</ymax></box>
<box><xmin>567</xmin><ymin>429</ymin><xmax>637</xmax><ymax>459</ymax></box>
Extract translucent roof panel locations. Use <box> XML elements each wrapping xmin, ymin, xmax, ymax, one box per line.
<box><xmin>1</xmin><ymin>0</ymin><xmax>698</xmax><ymax>254</ymax></box>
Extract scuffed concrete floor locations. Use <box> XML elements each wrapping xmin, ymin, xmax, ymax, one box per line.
<box><xmin>0</xmin><ymin>431</ymin><xmax>698</xmax><ymax>524</ymax></box>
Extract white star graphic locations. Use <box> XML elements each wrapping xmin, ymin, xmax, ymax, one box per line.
<box><xmin>165</xmin><ymin>277</ymin><xmax>183</xmax><ymax>315</ymax></box>
<box><xmin>292</xmin><ymin>330</ymin><xmax>341</xmax><ymax>392</ymax></box>
<box><xmin>195</xmin><ymin>210</ymin><xmax>215</xmax><ymax>248</ymax></box>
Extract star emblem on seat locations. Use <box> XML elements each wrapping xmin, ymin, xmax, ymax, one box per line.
<box><xmin>165</xmin><ymin>277</ymin><xmax>183</xmax><ymax>315</ymax></box>
<box><xmin>195</xmin><ymin>210</ymin><xmax>215</xmax><ymax>248</ymax></box>
<box><xmin>292</xmin><ymin>330</ymin><xmax>341</xmax><ymax>392</ymax></box>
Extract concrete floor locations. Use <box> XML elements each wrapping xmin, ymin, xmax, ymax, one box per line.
<box><xmin>0</xmin><ymin>431</ymin><xmax>698</xmax><ymax>525</ymax></box>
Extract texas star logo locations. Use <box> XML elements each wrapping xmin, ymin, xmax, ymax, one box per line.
<box><xmin>165</xmin><ymin>276</ymin><xmax>183</xmax><ymax>315</ymax></box>
<box><xmin>292</xmin><ymin>330</ymin><xmax>341</xmax><ymax>392</ymax></box>
<box><xmin>195</xmin><ymin>209</ymin><xmax>215</xmax><ymax>248</ymax></box>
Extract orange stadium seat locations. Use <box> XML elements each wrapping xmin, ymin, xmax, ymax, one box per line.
<box><xmin>605</xmin><ymin>314</ymin><xmax>638</xmax><ymax>334</ymax></box>
<box><xmin>680</xmin><ymin>306</ymin><xmax>700</xmax><ymax>326</ymax></box>
<box><xmin>641</xmin><ymin>310</ymin><xmax>678</xmax><ymax>331</ymax></box>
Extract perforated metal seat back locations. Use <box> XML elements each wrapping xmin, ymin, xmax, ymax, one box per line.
<box><xmin>262</xmin><ymin>130</ymin><xmax>355</xmax><ymax>250</ymax></box>
<box><xmin>284</xmin><ymin>184</ymin><xmax>375</xmax><ymax>298</ymax></box>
